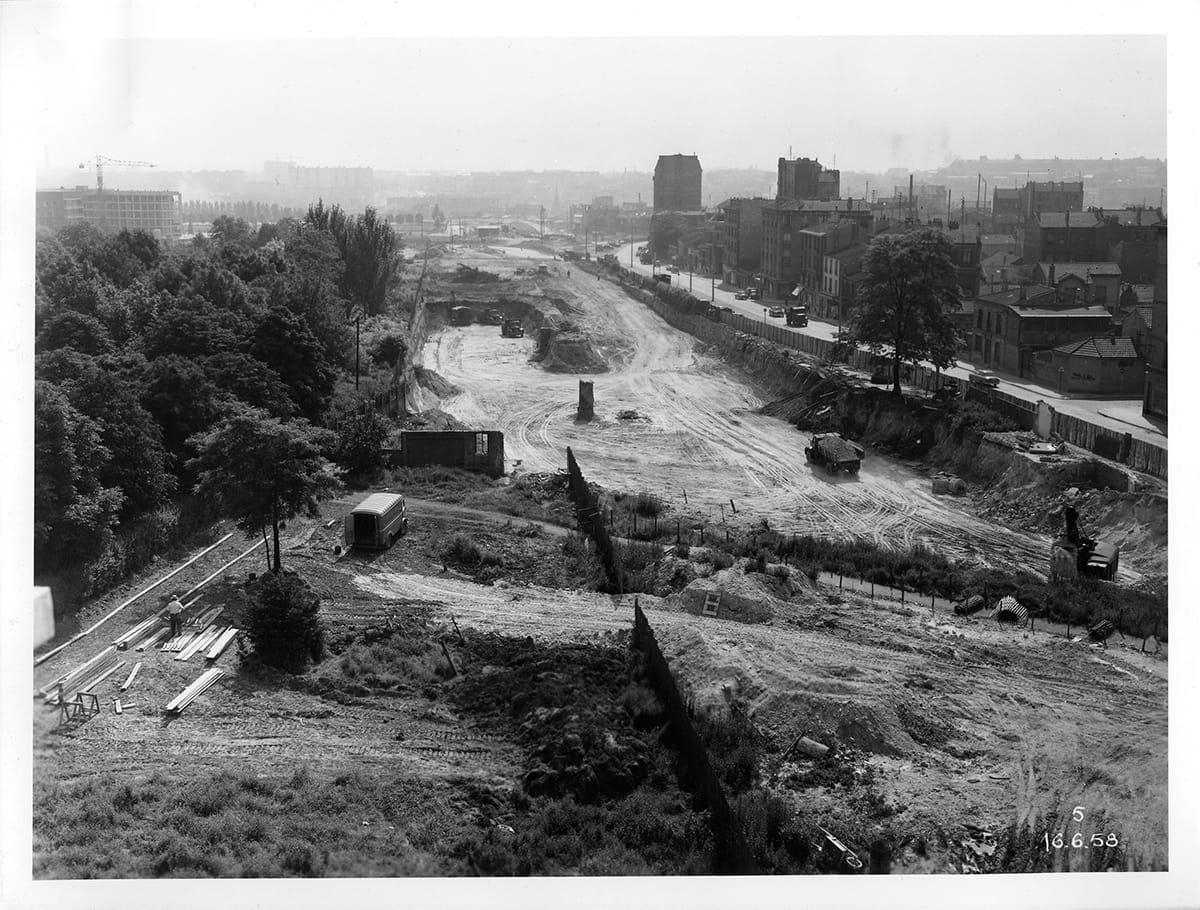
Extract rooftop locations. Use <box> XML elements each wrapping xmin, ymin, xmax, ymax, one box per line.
<box><xmin>1097</xmin><ymin>208</ymin><xmax>1165</xmax><ymax>227</ymax></box>
<box><xmin>977</xmin><ymin>285</ymin><xmax>1058</xmax><ymax>308</ymax></box>
<box><xmin>1039</xmin><ymin>261</ymin><xmax>1123</xmax><ymax>281</ymax></box>
<box><xmin>1036</xmin><ymin>211</ymin><xmax>1102</xmax><ymax>229</ymax></box>
<box><xmin>1053</xmin><ymin>336</ymin><xmax>1141</xmax><ymax>359</ymax></box>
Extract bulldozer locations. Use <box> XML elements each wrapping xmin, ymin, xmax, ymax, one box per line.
<box><xmin>1049</xmin><ymin>502</ymin><xmax>1119</xmax><ymax>582</ymax></box>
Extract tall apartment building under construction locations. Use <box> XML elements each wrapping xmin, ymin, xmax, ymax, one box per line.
<box><xmin>36</xmin><ymin>186</ymin><xmax>183</xmax><ymax>240</ymax></box>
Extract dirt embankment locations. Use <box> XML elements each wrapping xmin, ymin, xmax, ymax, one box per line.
<box><xmin>756</xmin><ymin>371</ymin><xmax>1167</xmax><ymax>578</ymax></box>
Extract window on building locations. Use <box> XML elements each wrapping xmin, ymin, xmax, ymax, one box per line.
<box><xmin>976</xmin><ymin>310</ymin><xmax>983</xmax><ymax>329</ymax></box>
<box><xmin>475</xmin><ymin>433</ymin><xmax>488</xmax><ymax>456</ymax></box>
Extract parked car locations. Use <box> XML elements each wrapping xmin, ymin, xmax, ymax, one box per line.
<box><xmin>746</xmin><ymin>287</ymin><xmax>761</xmax><ymax>300</ymax></box>
<box><xmin>734</xmin><ymin>292</ymin><xmax>747</xmax><ymax>301</ymax></box>
<box><xmin>668</xmin><ymin>265</ymin><xmax>680</xmax><ymax>274</ymax></box>
<box><xmin>969</xmin><ymin>370</ymin><xmax>1001</xmax><ymax>388</ymax></box>
<box><xmin>768</xmin><ymin>306</ymin><xmax>785</xmax><ymax>318</ymax></box>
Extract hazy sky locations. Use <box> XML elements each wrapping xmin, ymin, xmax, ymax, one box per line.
<box><xmin>29</xmin><ymin>31</ymin><xmax>1166</xmax><ymax>176</ymax></box>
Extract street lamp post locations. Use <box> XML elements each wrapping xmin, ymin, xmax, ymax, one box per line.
<box><xmin>349</xmin><ymin>305</ymin><xmax>366</xmax><ymax>391</ymax></box>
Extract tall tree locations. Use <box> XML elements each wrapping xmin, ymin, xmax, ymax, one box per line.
<box><xmin>846</xmin><ymin>230</ymin><xmax>962</xmax><ymax>395</ymax></box>
<box><xmin>187</xmin><ymin>407</ymin><xmax>337</xmax><ymax>573</ymax></box>
<box><xmin>34</xmin><ymin>381</ymin><xmax>124</xmax><ymax>570</ymax></box>
<box><xmin>60</xmin><ymin>360</ymin><xmax>175</xmax><ymax>517</ymax></box>
<box><xmin>250</xmin><ymin>303</ymin><xmax>337</xmax><ymax>421</ymax></box>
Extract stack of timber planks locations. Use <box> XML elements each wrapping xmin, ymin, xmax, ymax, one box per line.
<box><xmin>165</xmin><ymin>668</ymin><xmax>225</xmax><ymax>713</ymax></box>
<box><xmin>39</xmin><ymin>647</ymin><xmax>123</xmax><ymax>705</ymax></box>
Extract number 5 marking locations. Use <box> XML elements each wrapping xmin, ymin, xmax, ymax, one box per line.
<box><xmin>1072</xmin><ymin>806</ymin><xmax>1085</xmax><ymax>823</ymax></box>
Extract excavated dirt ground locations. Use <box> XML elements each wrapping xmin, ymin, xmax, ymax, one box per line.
<box><xmin>31</xmin><ymin>487</ymin><xmax>1167</xmax><ymax>875</ymax></box>
<box><xmin>417</xmin><ymin>244</ymin><xmax>1130</xmax><ymax>580</ymax></box>
<box><xmin>29</xmin><ymin>239</ymin><xmax>1169</xmax><ymax>879</ymax></box>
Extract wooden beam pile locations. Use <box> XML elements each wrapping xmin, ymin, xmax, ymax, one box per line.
<box><xmin>39</xmin><ymin>647</ymin><xmax>116</xmax><ymax>704</ymax></box>
<box><xmin>135</xmin><ymin>628</ymin><xmax>170</xmax><ymax>651</ymax></box>
<box><xmin>165</xmin><ymin>668</ymin><xmax>225</xmax><ymax>714</ymax></box>
<box><xmin>161</xmin><ymin>607</ymin><xmax>224</xmax><ymax>653</ymax></box>
<box><xmin>176</xmin><ymin>625</ymin><xmax>226</xmax><ymax>661</ymax></box>
<box><xmin>112</xmin><ymin>611</ymin><xmax>166</xmax><ymax>650</ymax></box>
<box><xmin>45</xmin><ymin>656</ymin><xmax>127</xmax><ymax>706</ymax></box>
<box><xmin>206</xmin><ymin>627</ymin><xmax>240</xmax><ymax>661</ymax></box>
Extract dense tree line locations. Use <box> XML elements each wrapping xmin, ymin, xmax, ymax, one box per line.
<box><xmin>182</xmin><ymin>200</ymin><xmax>303</xmax><ymax>225</ymax></box>
<box><xmin>34</xmin><ymin>210</ymin><xmax>404</xmax><ymax>585</ymax></box>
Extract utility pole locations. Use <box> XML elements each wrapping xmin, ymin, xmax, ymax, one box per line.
<box><xmin>540</xmin><ymin>205</ymin><xmax>545</xmax><ymax>244</ymax></box>
<box><xmin>349</xmin><ymin>306</ymin><xmax>365</xmax><ymax>391</ymax></box>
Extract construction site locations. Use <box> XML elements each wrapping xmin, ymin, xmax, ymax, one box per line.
<box><xmin>30</xmin><ymin>233</ymin><xmax>1168</xmax><ymax>880</ymax></box>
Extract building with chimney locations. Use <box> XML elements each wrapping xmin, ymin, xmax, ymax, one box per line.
<box><xmin>969</xmin><ymin>284</ymin><xmax>1114</xmax><ymax>375</ymax></box>
<box><xmin>653</xmin><ymin>154</ymin><xmax>703</xmax><ymax>212</ymax></box>
<box><xmin>1030</xmin><ymin>261</ymin><xmax>1123</xmax><ymax>312</ymax></box>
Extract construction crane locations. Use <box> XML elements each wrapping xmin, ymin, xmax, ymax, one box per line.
<box><xmin>78</xmin><ymin>155</ymin><xmax>156</xmax><ymax>192</ymax></box>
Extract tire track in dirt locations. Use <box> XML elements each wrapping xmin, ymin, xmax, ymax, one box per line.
<box><xmin>421</xmin><ymin>264</ymin><xmax>1059</xmax><ymax>576</ymax></box>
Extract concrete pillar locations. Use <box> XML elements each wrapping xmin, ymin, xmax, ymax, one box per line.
<box><xmin>1036</xmin><ymin>400</ymin><xmax>1053</xmax><ymax>439</ymax></box>
<box><xmin>578</xmin><ymin>381</ymin><xmax>594</xmax><ymax>421</ymax></box>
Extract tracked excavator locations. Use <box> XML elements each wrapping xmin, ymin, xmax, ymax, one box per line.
<box><xmin>1049</xmin><ymin>502</ymin><xmax>1119</xmax><ymax>582</ymax></box>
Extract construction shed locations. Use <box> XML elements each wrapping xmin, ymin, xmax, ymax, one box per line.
<box><xmin>389</xmin><ymin>430</ymin><xmax>505</xmax><ymax>477</ymax></box>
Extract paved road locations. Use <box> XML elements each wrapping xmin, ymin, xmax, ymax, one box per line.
<box><xmin>614</xmin><ymin>244</ymin><xmax>1165</xmax><ymax>449</ymax></box>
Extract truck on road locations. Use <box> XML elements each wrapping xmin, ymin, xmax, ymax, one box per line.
<box><xmin>804</xmin><ymin>433</ymin><xmax>865</xmax><ymax>475</ymax></box>
<box><xmin>786</xmin><ymin>305</ymin><xmax>808</xmax><ymax>327</ymax></box>
<box><xmin>501</xmin><ymin>319</ymin><xmax>525</xmax><ymax>338</ymax></box>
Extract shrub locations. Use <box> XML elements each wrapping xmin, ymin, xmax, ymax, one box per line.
<box><xmin>443</xmin><ymin>534</ymin><xmax>482</xmax><ymax>567</ymax></box>
<box><xmin>369</xmin><ymin>332</ymin><xmax>407</xmax><ymax>368</ymax></box>
<box><xmin>330</xmin><ymin>404</ymin><xmax>391</xmax><ymax>475</ymax></box>
<box><xmin>245</xmin><ymin>572</ymin><xmax>324</xmax><ymax>672</ymax></box>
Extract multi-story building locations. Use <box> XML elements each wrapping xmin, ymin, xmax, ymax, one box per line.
<box><xmin>653</xmin><ymin>154</ymin><xmax>703</xmax><ymax>212</ymax></box>
<box><xmin>992</xmin><ymin>180</ymin><xmax>1084</xmax><ymax>232</ymax></box>
<box><xmin>719</xmin><ymin>197</ymin><xmax>769</xmax><ymax>287</ymax></box>
<box><xmin>819</xmin><ymin>246</ymin><xmax>863</xmax><ymax>327</ymax></box>
<box><xmin>1142</xmin><ymin>222</ymin><xmax>1167</xmax><ymax>421</ymax></box>
<box><xmin>1024</xmin><ymin>181</ymin><xmax>1084</xmax><ymax>217</ymax></box>
<box><xmin>930</xmin><ymin>223</ymin><xmax>983</xmax><ymax>299</ymax></box>
<box><xmin>778</xmin><ymin>157</ymin><xmax>839</xmax><ymax>201</ymax></box>
<box><xmin>969</xmin><ymin>284</ymin><xmax>1113</xmax><ymax>375</ymax></box>
<box><xmin>760</xmin><ymin>199</ymin><xmax>874</xmax><ymax>299</ymax></box>
<box><xmin>1094</xmin><ymin>206</ymin><xmax>1165</xmax><ymax>283</ymax></box>
<box><xmin>796</xmin><ymin>220</ymin><xmax>863</xmax><ymax>310</ymax></box>
<box><xmin>36</xmin><ymin>186</ymin><xmax>183</xmax><ymax>240</ymax></box>
<box><xmin>1020</xmin><ymin>210</ymin><xmax>1103</xmax><ymax>263</ymax></box>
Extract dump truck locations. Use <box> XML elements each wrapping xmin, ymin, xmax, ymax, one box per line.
<box><xmin>345</xmin><ymin>493</ymin><xmax>408</xmax><ymax>550</ymax></box>
<box><xmin>483</xmin><ymin>308</ymin><xmax>505</xmax><ymax>325</ymax></box>
<box><xmin>804</xmin><ymin>433</ymin><xmax>865</xmax><ymax>475</ymax></box>
<box><xmin>786</xmin><ymin>305</ymin><xmax>809</xmax><ymax>327</ymax></box>
<box><xmin>501</xmin><ymin>318</ymin><xmax>525</xmax><ymax>338</ymax></box>
<box><xmin>448</xmin><ymin>306</ymin><xmax>474</xmax><ymax>326</ymax></box>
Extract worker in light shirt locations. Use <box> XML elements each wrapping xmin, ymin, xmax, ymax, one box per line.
<box><xmin>167</xmin><ymin>594</ymin><xmax>184</xmax><ymax>637</ymax></box>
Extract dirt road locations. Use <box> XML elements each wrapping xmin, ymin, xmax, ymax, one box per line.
<box><xmin>420</xmin><ymin>250</ymin><xmax>1059</xmax><ymax>575</ymax></box>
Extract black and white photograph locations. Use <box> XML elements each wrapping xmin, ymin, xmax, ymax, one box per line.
<box><xmin>1</xmin><ymin>4</ymin><xmax>1196</xmax><ymax>909</ymax></box>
